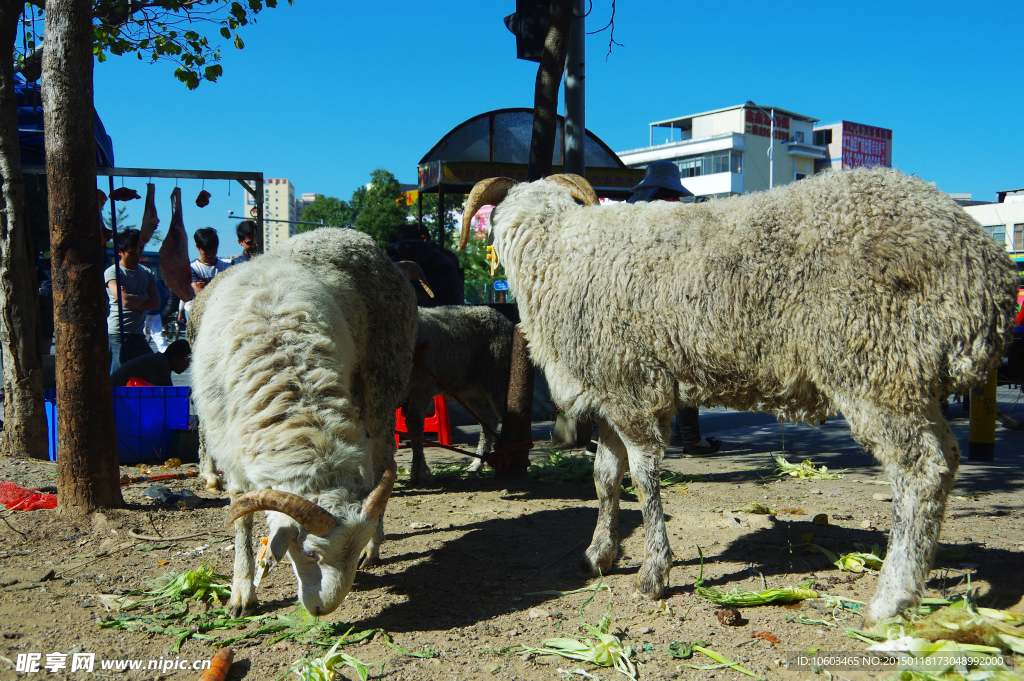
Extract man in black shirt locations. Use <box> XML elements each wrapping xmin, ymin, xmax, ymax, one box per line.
<box><xmin>109</xmin><ymin>339</ymin><xmax>191</xmax><ymax>388</ymax></box>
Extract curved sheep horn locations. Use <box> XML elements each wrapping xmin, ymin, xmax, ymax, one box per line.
<box><xmin>396</xmin><ymin>260</ymin><xmax>434</xmax><ymax>298</ymax></box>
<box><xmin>545</xmin><ymin>174</ymin><xmax>600</xmax><ymax>206</ymax></box>
<box><xmin>360</xmin><ymin>460</ymin><xmax>397</xmax><ymax>522</ymax></box>
<box><xmin>460</xmin><ymin>176</ymin><xmax>516</xmax><ymax>250</ymax></box>
<box><xmin>225</xmin><ymin>489</ymin><xmax>337</xmax><ymax>537</ymax></box>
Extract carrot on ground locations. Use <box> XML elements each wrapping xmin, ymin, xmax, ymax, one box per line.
<box><xmin>197</xmin><ymin>648</ymin><xmax>233</xmax><ymax>681</ymax></box>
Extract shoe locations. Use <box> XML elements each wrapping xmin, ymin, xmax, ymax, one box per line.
<box><xmin>682</xmin><ymin>437</ymin><xmax>722</xmax><ymax>456</ymax></box>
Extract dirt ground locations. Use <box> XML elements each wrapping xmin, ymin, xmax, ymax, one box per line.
<box><xmin>1</xmin><ymin>418</ymin><xmax>1022</xmax><ymax>681</ymax></box>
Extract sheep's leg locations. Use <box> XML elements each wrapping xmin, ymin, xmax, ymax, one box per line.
<box><xmin>406</xmin><ymin>403</ymin><xmax>431</xmax><ymax>487</ymax></box>
<box><xmin>581</xmin><ymin>421</ymin><xmax>627</xmax><ymax>577</ymax></box>
<box><xmin>468</xmin><ymin>401</ymin><xmax>498</xmax><ymax>472</ymax></box>
<box><xmin>360</xmin><ymin>513</ymin><xmax>386</xmax><ymax>568</ymax></box>
<box><xmin>621</xmin><ymin>430</ymin><xmax>673</xmax><ymax>600</ymax></box>
<box><xmin>227</xmin><ymin>511</ymin><xmax>258</xmax><ymax>617</ymax></box>
<box><xmin>856</xmin><ymin>402</ymin><xmax>958</xmax><ymax>626</ymax></box>
<box><xmin>198</xmin><ymin>423</ymin><xmax>222</xmax><ymax>491</ymax></box>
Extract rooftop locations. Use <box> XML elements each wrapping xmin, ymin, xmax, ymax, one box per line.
<box><xmin>650</xmin><ymin>103</ymin><xmax>820</xmax><ymax>131</ymax></box>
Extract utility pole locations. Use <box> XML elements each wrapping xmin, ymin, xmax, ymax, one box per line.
<box><xmin>563</xmin><ymin>0</ymin><xmax>585</xmax><ymax>176</ymax></box>
<box><xmin>551</xmin><ymin>0</ymin><xmax>595</xmax><ymax>450</ymax></box>
<box><xmin>746</xmin><ymin>101</ymin><xmax>776</xmax><ymax>189</ymax></box>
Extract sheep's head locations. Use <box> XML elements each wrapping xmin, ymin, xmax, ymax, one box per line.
<box><xmin>224</xmin><ymin>462</ymin><xmax>396</xmax><ymax>615</ymax></box>
<box><xmin>459</xmin><ymin>174</ymin><xmax>599</xmax><ymax>272</ymax></box>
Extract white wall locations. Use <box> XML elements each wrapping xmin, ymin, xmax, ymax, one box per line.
<box><xmin>963</xmin><ymin>202</ymin><xmax>1024</xmax><ymax>251</ymax></box>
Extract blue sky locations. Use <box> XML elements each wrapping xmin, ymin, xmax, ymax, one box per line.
<box><xmin>90</xmin><ymin>1</ymin><xmax>1024</xmax><ymax>260</ymax></box>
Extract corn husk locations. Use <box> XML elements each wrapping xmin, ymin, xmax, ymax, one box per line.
<box><xmin>808</xmin><ymin>543</ymin><xmax>886</xmax><ymax>573</ymax></box>
<box><xmin>528</xmin><ymin>451</ymin><xmax>595</xmax><ymax>484</ymax></box>
<box><xmin>287</xmin><ymin>635</ymin><xmax>374</xmax><ymax>681</ymax></box>
<box><xmin>120</xmin><ymin>562</ymin><xmax>231</xmax><ymax>610</ymax></box>
<box><xmin>772</xmin><ymin>455</ymin><xmax>844</xmax><ymax>480</ymax></box>
<box><xmin>695</xmin><ymin>580</ymin><xmax>819</xmax><ymax>606</ymax></box>
<box><xmin>849</xmin><ymin>591</ymin><xmax>1024</xmax><ymax>681</ymax></box>
<box><xmin>680</xmin><ymin>645</ymin><xmax>765</xmax><ymax>681</ymax></box>
<box><xmin>521</xmin><ymin>610</ymin><xmax>639</xmax><ymax>680</ymax></box>
<box><xmin>731</xmin><ymin>502</ymin><xmax>775</xmax><ymax>515</ymax></box>
<box><xmin>811</xmin><ymin>542</ymin><xmax>980</xmax><ymax>575</ymax></box>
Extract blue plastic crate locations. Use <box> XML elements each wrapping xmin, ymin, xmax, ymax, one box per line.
<box><xmin>44</xmin><ymin>387</ymin><xmax>191</xmax><ymax>464</ymax></box>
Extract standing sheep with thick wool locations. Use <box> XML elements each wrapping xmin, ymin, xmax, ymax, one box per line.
<box><xmin>191</xmin><ymin>228</ymin><xmax>418</xmax><ymax>617</ymax></box>
<box><xmin>461</xmin><ymin>167</ymin><xmax>1018</xmax><ymax>625</ymax></box>
<box><xmin>403</xmin><ymin>305</ymin><xmax>513</xmax><ymax>484</ymax></box>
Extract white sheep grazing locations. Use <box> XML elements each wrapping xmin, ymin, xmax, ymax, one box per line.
<box><xmin>191</xmin><ymin>228</ymin><xmax>418</xmax><ymax>617</ymax></box>
<box><xmin>403</xmin><ymin>305</ymin><xmax>513</xmax><ymax>484</ymax></box>
<box><xmin>461</xmin><ymin>167</ymin><xmax>1018</xmax><ymax>626</ymax></box>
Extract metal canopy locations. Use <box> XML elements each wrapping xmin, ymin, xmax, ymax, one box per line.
<box><xmin>417</xmin><ymin>108</ymin><xmax>643</xmax><ymax>200</ymax></box>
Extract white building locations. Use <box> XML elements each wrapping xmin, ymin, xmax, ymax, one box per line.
<box><xmin>616</xmin><ymin>104</ymin><xmax>828</xmax><ymax>199</ymax></box>
<box><xmin>961</xmin><ymin>189</ymin><xmax>1024</xmax><ymax>268</ymax></box>
<box><xmin>244</xmin><ymin>178</ymin><xmax>297</xmax><ymax>252</ymax></box>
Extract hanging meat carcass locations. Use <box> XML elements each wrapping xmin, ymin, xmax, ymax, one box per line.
<box><xmin>138</xmin><ymin>183</ymin><xmax>159</xmax><ymax>251</ymax></box>
<box><xmin>109</xmin><ymin>187</ymin><xmax>141</xmax><ymax>202</ymax></box>
<box><xmin>159</xmin><ymin>187</ymin><xmax>194</xmax><ymax>303</ymax></box>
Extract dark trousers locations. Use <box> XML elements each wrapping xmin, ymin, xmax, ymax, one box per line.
<box><xmin>675</xmin><ymin>407</ymin><xmax>701</xmax><ymax>442</ymax></box>
<box><xmin>110</xmin><ymin>333</ymin><xmax>153</xmax><ymax>373</ymax></box>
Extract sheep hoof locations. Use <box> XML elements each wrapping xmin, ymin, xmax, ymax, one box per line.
<box><xmin>408</xmin><ymin>465</ymin><xmax>432</xmax><ymax>487</ymax></box>
<box><xmin>864</xmin><ymin>594</ymin><xmax>917</xmax><ymax>629</ymax></box>
<box><xmin>633</xmin><ymin>561</ymin><xmax>669</xmax><ymax>600</ymax></box>
<box><xmin>204</xmin><ymin>477</ymin><xmax>223</xmax><ymax>491</ymax></box>
<box><xmin>359</xmin><ymin>545</ymin><xmax>380</xmax><ymax>568</ymax></box>
<box><xmin>227</xmin><ymin>597</ymin><xmax>258</xmax><ymax>619</ymax></box>
<box><xmin>467</xmin><ymin>458</ymin><xmax>484</xmax><ymax>473</ymax></box>
<box><xmin>579</xmin><ymin>545</ymin><xmax>616</xmax><ymax>578</ymax></box>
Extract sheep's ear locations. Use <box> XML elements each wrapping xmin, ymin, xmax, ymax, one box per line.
<box><xmin>267</xmin><ymin>519</ymin><xmax>299</xmax><ymax>562</ymax></box>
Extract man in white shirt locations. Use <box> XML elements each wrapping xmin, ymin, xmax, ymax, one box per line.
<box><xmin>190</xmin><ymin>227</ymin><xmax>231</xmax><ymax>298</ymax></box>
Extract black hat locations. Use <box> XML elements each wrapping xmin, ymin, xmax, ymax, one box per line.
<box><xmin>627</xmin><ymin>160</ymin><xmax>694</xmax><ymax>203</ymax></box>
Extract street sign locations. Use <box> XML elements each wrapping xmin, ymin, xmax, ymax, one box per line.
<box><xmin>493</xmin><ymin>280</ymin><xmax>510</xmax><ymax>291</ymax></box>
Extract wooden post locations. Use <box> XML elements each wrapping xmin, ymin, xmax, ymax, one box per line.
<box><xmin>968</xmin><ymin>370</ymin><xmax>997</xmax><ymax>461</ymax></box>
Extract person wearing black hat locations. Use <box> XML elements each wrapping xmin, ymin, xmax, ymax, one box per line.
<box><xmin>627</xmin><ymin>161</ymin><xmax>723</xmax><ymax>456</ymax></box>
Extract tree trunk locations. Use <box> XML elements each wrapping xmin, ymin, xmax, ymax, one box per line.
<box><xmin>43</xmin><ymin>0</ymin><xmax>124</xmax><ymax>513</ymax></box>
<box><xmin>497</xmin><ymin>0</ymin><xmax>573</xmax><ymax>478</ymax></box>
<box><xmin>0</xmin><ymin>2</ymin><xmax>48</xmax><ymax>461</ymax></box>
<box><xmin>527</xmin><ymin>0</ymin><xmax>573</xmax><ymax>182</ymax></box>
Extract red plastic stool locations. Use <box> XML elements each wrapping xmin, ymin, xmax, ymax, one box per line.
<box><xmin>395</xmin><ymin>395</ymin><xmax>451</xmax><ymax>448</ymax></box>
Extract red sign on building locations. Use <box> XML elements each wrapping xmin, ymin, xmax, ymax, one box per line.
<box><xmin>744</xmin><ymin>109</ymin><xmax>790</xmax><ymax>141</ymax></box>
<box><xmin>841</xmin><ymin>121</ymin><xmax>891</xmax><ymax>169</ymax></box>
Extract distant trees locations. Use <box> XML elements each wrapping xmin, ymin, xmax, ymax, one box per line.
<box><xmin>304</xmin><ymin>169</ymin><xmax>493</xmax><ymax>276</ymax></box>
<box><xmin>353</xmin><ymin>169</ymin><xmax>408</xmax><ymax>247</ymax></box>
<box><xmin>298</xmin><ymin>196</ymin><xmax>354</xmax><ymax>230</ymax></box>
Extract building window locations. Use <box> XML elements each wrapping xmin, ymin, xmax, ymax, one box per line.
<box><xmin>1015</xmin><ymin>224</ymin><xmax>1023</xmax><ymax>250</ymax></box>
<box><xmin>673</xmin><ymin>151</ymin><xmax>743</xmax><ymax>177</ymax></box>
<box><xmin>795</xmin><ymin>173</ymin><xmax>807</xmax><ymax>181</ymax></box>
<box><xmin>983</xmin><ymin>225</ymin><xmax>1006</xmax><ymax>245</ymax></box>
<box><xmin>792</xmin><ymin>131</ymin><xmax>805</xmax><ymax>143</ymax></box>
<box><xmin>813</xmin><ymin>129</ymin><xmax>833</xmax><ymax>146</ymax></box>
